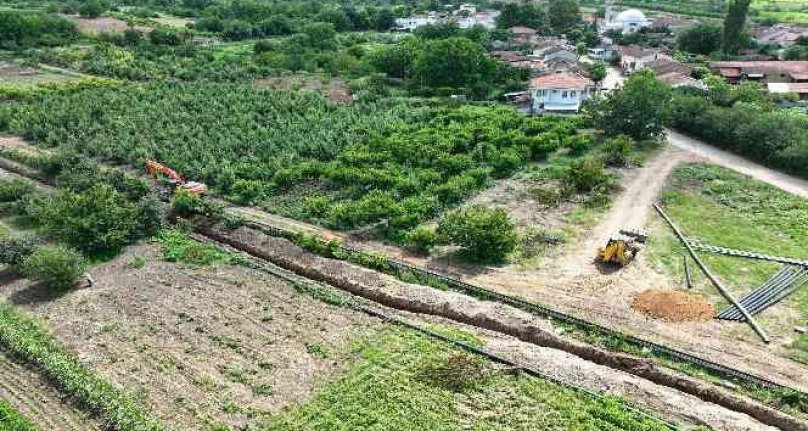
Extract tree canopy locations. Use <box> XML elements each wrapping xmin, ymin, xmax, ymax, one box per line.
<box><xmin>677</xmin><ymin>23</ymin><xmax>722</xmax><ymax>54</ymax></box>
<box><xmin>548</xmin><ymin>0</ymin><xmax>581</xmax><ymax>32</ymax></box>
<box><xmin>723</xmin><ymin>0</ymin><xmax>751</xmax><ymax>54</ymax></box>
<box><xmin>591</xmin><ymin>71</ymin><xmax>670</xmax><ymax>141</ymax></box>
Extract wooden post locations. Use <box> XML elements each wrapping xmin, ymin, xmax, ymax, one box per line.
<box><xmin>653</xmin><ymin>203</ymin><xmax>770</xmax><ymax>344</ymax></box>
<box><xmin>683</xmin><ymin>254</ymin><xmax>693</xmax><ymax>289</ymax></box>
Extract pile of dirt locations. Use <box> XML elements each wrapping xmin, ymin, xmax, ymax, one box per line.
<box><xmin>632</xmin><ymin>289</ymin><xmax>714</xmax><ymax>322</ymax></box>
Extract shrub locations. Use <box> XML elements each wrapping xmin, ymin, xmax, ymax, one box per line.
<box><xmin>600</xmin><ymin>135</ymin><xmax>635</xmax><ymax>167</ymax></box>
<box><xmin>0</xmin><ymin>178</ymin><xmax>35</xmax><ymax>202</ymax></box>
<box><xmin>171</xmin><ymin>189</ymin><xmax>203</xmax><ymax>216</ymax></box>
<box><xmin>27</xmin><ymin>185</ymin><xmax>140</xmax><ymax>255</ymax></box>
<box><xmin>436</xmin><ymin>205</ymin><xmax>517</xmax><ymax>263</ymax></box>
<box><xmin>20</xmin><ymin>245</ymin><xmax>86</xmax><ymax>290</ymax></box>
<box><xmin>0</xmin><ymin>236</ymin><xmax>38</xmax><ymax>265</ymax></box>
<box><xmin>564</xmin><ymin>158</ymin><xmax>611</xmax><ymax>192</ymax></box>
<box><xmin>403</xmin><ymin>226</ymin><xmax>437</xmax><ymax>255</ymax></box>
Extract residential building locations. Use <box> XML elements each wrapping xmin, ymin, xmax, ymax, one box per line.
<box><xmin>617</xmin><ymin>45</ymin><xmax>660</xmax><ymax>74</ymax></box>
<box><xmin>643</xmin><ymin>58</ymin><xmax>691</xmax><ymax>76</ymax></box>
<box><xmin>657</xmin><ymin>72</ymin><xmax>706</xmax><ymax>90</ymax></box>
<box><xmin>508</xmin><ymin>26</ymin><xmax>538</xmax><ymax>43</ymax></box>
<box><xmin>710</xmin><ymin>61</ymin><xmax>808</xmax><ymax>84</ymax></box>
<box><xmin>394</xmin><ymin>14</ymin><xmax>439</xmax><ymax>31</ymax></box>
<box><xmin>393</xmin><ymin>5</ymin><xmax>500</xmax><ymax>31</ymax></box>
<box><xmin>767</xmin><ymin>82</ymin><xmax>808</xmax><ymax>100</ymax></box>
<box><xmin>530</xmin><ymin>73</ymin><xmax>593</xmax><ymax>114</ymax></box>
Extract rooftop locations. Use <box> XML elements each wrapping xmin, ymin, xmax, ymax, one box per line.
<box><xmin>509</xmin><ymin>26</ymin><xmax>538</xmax><ymax>35</ymax></box>
<box><xmin>710</xmin><ymin>61</ymin><xmax>808</xmax><ymax>74</ymax></box>
<box><xmin>530</xmin><ymin>73</ymin><xmax>592</xmax><ymax>90</ymax></box>
<box><xmin>767</xmin><ymin>82</ymin><xmax>808</xmax><ymax>94</ymax></box>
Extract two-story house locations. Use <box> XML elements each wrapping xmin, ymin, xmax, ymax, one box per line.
<box><xmin>530</xmin><ymin>73</ymin><xmax>594</xmax><ymax>114</ymax></box>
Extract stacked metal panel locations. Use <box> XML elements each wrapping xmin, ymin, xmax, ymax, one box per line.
<box><xmin>717</xmin><ymin>265</ymin><xmax>808</xmax><ymax>320</ymax></box>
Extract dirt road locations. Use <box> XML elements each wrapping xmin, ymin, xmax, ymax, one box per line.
<box><xmin>557</xmin><ymin>146</ymin><xmax>695</xmax><ymax>275</ymax></box>
<box><xmin>667</xmin><ymin>130</ymin><xmax>808</xmax><ymax>198</ymax></box>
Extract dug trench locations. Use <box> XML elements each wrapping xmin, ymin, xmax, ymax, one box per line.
<box><xmin>198</xmin><ymin>221</ymin><xmax>808</xmax><ymax>431</ymax></box>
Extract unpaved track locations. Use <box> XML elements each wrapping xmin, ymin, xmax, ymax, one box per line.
<box><xmin>557</xmin><ymin>146</ymin><xmax>695</xmax><ymax>275</ymax></box>
<box><xmin>667</xmin><ymin>130</ymin><xmax>808</xmax><ymax>198</ymax></box>
<box><xmin>0</xmin><ymin>351</ymin><xmax>100</xmax><ymax>430</ymax></box>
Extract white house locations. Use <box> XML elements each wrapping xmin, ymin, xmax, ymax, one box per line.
<box><xmin>394</xmin><ymin>14</ymin><xmax>438</xmax><ymax>31</ymax></box>
<box><xmin>530</xmin><ymin>73</ymin><xmax>594</xmax><ymax>114</ymax></box>
<box><xmin>603</xmin><ymin>8</ymin><xmax>650</xmax><ymax>34</ymax></box>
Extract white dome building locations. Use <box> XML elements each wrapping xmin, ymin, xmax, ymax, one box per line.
<box><xmin>605</xmin><ymin>8</ymin><xmax>650</xmax><ymax>34</ymax></box>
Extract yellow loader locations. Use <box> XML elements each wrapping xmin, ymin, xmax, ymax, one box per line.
<box><xmin>596</xmin><ymin>230</ymin><xmax>648</xmax><ymax>267</ymax></box>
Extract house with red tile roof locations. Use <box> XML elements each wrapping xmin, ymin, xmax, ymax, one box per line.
<box><xmin>710</xmin><ymin>61</ymin><xmax>808</xmax><ymax>84</ymax></box>
<box><xmin>529</xmin><ymin>73</ymin><xmax>593</xmax><ymax>114</ymax></box>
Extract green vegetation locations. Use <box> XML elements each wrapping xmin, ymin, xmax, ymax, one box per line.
<box><xmin>590</xmin><ymin>71</ymin><xmax>669</xmax><ymax>141</ymax></box>
<box><xmin>666</xmin><ymin>79</ymin><xmax>808</xmax><ymax>178</ymax></box>
<box><xmin>263</xmin><ymin>326</ymin><xmax>669</xmax><ymax>431</ymax></box>
<box><xmin>676</xmin><ymin>23</ymin><xmax>723</xmax><ymax>55</ymax></box>
<box><xmin>0</xmin><ymin>302</ymin><xmax>164</xmax><ymax>431</ymax></box>
<box><xmin>0</xmin><ymin>10</ymin><xmax>77</xmax><ymax>50</ymax></box>
<box><xmin>723</xmin><ymin>0</ymin><xmax>752</xmax><ymax>54</ymax></box>
<box><xmin>154</xmin><ymin>229</ymin><xmax>241</xmax><ymax>265</ymax></box>
<box><xmin>436</xmin><ymin>205</ymin><xmax>518</xmax><ymax>263</ymax></box>
<box><xmin>19</xmin><ymin>245</ymin><xmax>86</xmax><ymax>290</ymax></box>
<box><xmin>3</xmin><ymin>82</ymin><xmax>580</xmax><ymax>243</ymax></box>
<box><xmin>648</xmin><ymin>163</ymin><xmax>807</xmax><ymax>357</ymax></box>
<box><xmin>27</xmin><ymin>184</ymin><xmax>141</xmax><ymax>255</ymax></box>
<box><xmin>0</xmin><ymin>400</ymin><xmax>38</xmax><ymax>431</ymax></box>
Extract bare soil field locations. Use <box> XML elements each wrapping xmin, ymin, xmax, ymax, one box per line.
<box><xmin>63</xmin><ymin>15</ymin><xmax>128</xmax><ymax>34</ymax></box>
<box><xmin>0</xmin><ymin>244</ymin><xmax>379</xmax><ymax>431</ymax></box>
<box><xmin>254</xmin><ymin>75</ymin><xmax>352</xmax><ymax>104</ymax></box>
<box><xmin>0</xmin><ymin>347</ymin><xmax>100</xmax><ymax>430</ymax></box>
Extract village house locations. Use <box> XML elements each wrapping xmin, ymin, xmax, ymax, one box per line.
<box><xmin>529</xmin><ymin>73</ymin><xmax>593</xmax><ymax>114</ymax></box>
<box><xmin>508</xmin><ymin>26</ymin><xmax>538</xmax><ymax>44</ymax></box>
<box><xmin>767</xmin><ymin>82</ymin><xmax>808</xmax><ymax>100</ymax></box>
<box><xmin>491</xmin><ymin>51</ymin><xmax>539</xmax><ymax>70</ymax></box>
<box><xmin>710</xmin><ymin>61</ymin><xmax>808</xmax><ymax>84</ymax></box>
<box><xmin>393</xmin><ymin>4</ymin><xmax>499</xmax><ymax>32</ymax></box>
<box><xmin>617</xmin><ymin>45</ymin><xmax>661</xmax><ymax>74</ymax></box>
<box><xmin>657</xmin><ymin>72</ymin><xmax>706</xmax><ymax>90</ymax></box>
<box><xmin>643</xmin><ymin>58</ymin><xmax>691</xmax><ymax>76</ymax></box>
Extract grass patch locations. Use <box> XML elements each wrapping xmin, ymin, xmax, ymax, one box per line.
<box><xmin>154</xmin><ymin>229</ymin><xmax>243</xmax><ymax>266</ymax></box>
<box><xmin>0</xmin><ymin>302</ymin><xmax>164</xmax><ymax>431</ymax></box>
<box><xmin>261</xmin><ymin>326</ymin><xmax>670</xmax><ymax>431</ymax></box>
<box><xmin>0</xmin><ymin>399</ymin><xmax>38</xmax><ymax>431</ymax></box>
<box><xmin>648</xmin><ymin>163</ymin><xmax>808</xmax><ymax>365</ymax></box>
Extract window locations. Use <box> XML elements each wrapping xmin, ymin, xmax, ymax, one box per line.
<box><xmin>562</xmin><ymin>91</ymin><xmax>568</xmax><ymax>98</ymax></box>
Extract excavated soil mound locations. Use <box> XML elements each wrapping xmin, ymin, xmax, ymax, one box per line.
<box><xmin>632</xmin><ymin>289</ymin><xmax>714</xmax><ymax>322</ymax></box>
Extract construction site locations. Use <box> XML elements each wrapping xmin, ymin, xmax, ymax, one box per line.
<box><xmin>0</xmin><ymin>124</ymin><xmax>806</xmax><ymax>431</ymax></box>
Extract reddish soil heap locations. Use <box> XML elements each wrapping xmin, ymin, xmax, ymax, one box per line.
<box><xmin>632</xmin><ymin>289</ymin><xmax>715</xmax><ymax>322</ymax></box>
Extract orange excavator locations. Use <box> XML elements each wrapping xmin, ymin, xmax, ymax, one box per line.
<box><xmin>145</xmin><ymin>160</ymin><xmax>207</xmax><ymax>195</ymax></box>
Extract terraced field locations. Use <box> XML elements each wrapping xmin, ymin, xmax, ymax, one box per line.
<box><xmin>0</xmin><ymin>351</ymin><xmax>99</xmax><ymax>430</ymax></box>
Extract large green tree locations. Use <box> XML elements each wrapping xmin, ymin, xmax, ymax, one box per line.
<box><xmin>677</xmin><ymin>23</ymin><xmax>722</xmax><ymax>54</ymax></box>
<box><xmin>592</xmin><ymin>71</ymin><xmax>670</xmax><ymax>141</ymax></box>
<box><xmin>722</xmin><ymin>0</ymin><xmax>751</xmax><ymax>54</ymax></box>
<box><xmin>548</xmin><ymin>0</ymin><xmax>581</xmax><ymax>32</ymax></box>
<box><xmin>411</xmin><ymin>37</ymin><xmax>497</xmax><ymax>94</ymax></box>
<box><xmin>495</xmin><ymin>3</ymin><xmax>547</xmax><ymax>30</ymax></box>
